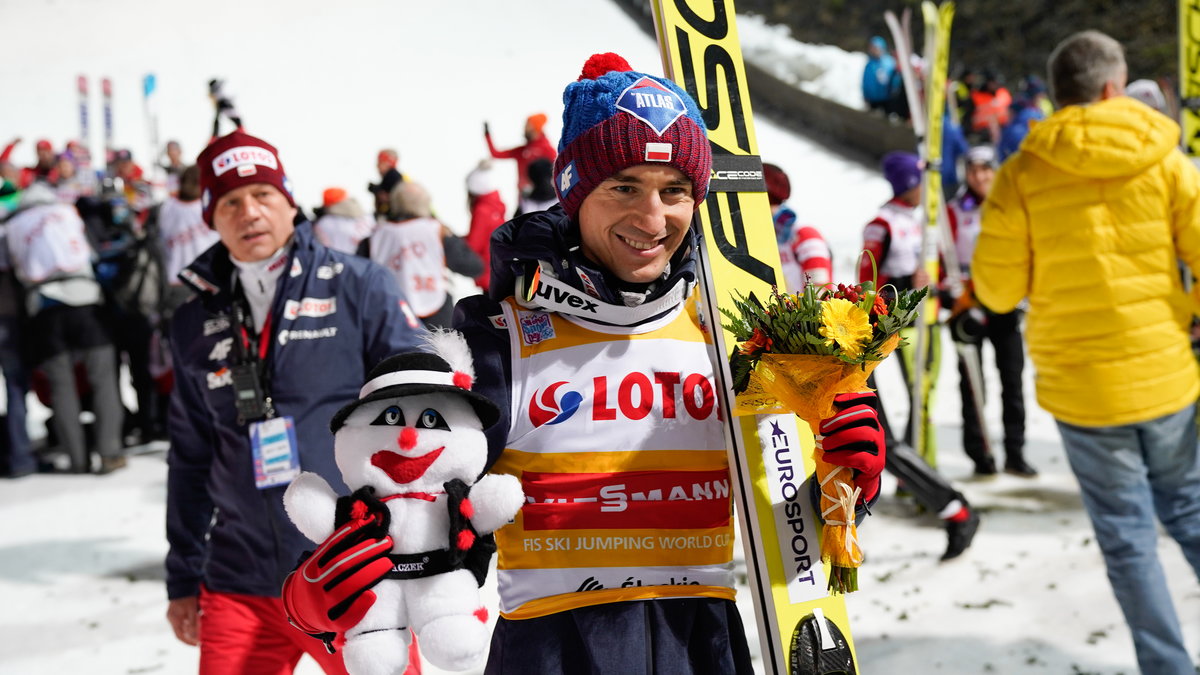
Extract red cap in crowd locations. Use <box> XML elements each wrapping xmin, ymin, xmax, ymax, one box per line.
<box><xmin>763</xmin><ymin>163</ymin><xmax>791</xmax><ymax>206</ymax></box>
<box><xmin>322</xmin><ymin>187</ymin><xmax>348</xmax><ymax>207</ymax></box>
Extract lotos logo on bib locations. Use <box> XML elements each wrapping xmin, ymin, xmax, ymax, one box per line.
<box><xmin>528</xmin><ymin>381</ymin><xmax>583</xmax><ymax>428</ymax></box>
<box><xmin>524</xmin><ymin>371</ymin><xmax>718</xmax><ymax>429</ymax></box>
<box><xmin>615</xmin><ymin>77</ymin><xmax>686</xmax><ymax>135</ymax></box>
<box><xmin>211</xmin><ymin>145</ymin><xmax>279</xmax><ymax>177</ymax></box>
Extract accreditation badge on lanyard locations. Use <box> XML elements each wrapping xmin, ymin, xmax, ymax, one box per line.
<box><xmin>251</xmin><ymin>415</ymin><xmax>300</xmax><ymax>488</ymax></box>
<box><xmin>233</xmin><ymin>293</ymin><xmax>301</xmax><ymax>489</ymax></box>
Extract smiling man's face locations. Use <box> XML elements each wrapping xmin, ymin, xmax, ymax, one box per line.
<box><xmin>576</xmin><ymin>164</ymin><xmax>696</xmax><ymax>284</ymax></box>
<box><xmin>212</xmin><ymin>183</ymin><xmax>297</xmax><ymax>262</ymax></box>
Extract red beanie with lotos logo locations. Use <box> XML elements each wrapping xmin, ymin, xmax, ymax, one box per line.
<box><xmin>197</xmin><ymin>130</ymin><xmax>295</xmax><ymax>225</ymax></box>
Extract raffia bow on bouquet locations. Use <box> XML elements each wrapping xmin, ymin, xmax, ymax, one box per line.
<box><xmin>722</xmin><ymin>281</ymin><xmax>926</xmax><ymax>593</ymax></box>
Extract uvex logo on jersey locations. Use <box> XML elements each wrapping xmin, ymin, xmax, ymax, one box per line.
<box><xmin>527</xmin><ymin>370</ymin><xmax>718</xmax><ymax>428</ymax></box>
<box><xmin>526</xmin><ymin>268</ymin><xmax>598</xmax><ymax>314</ymax></box>
<box><xmin>616</xmin><ymin>76</ymin><xmax>686</xmax><ymax>134</ymax></box>
<box><xmin>282</xmin><ymin>297</ymin><xmax>336</xmax><ymax>320</ymax></box>
<box><xmin>521</xmin><ymin>469</ymin><xmax>731</xmax><ymax>530</ymax></box>
<box><xmin>211</xmin><ymin>146</ymin><xmax>279</xmax><ymax>178</ymax></box>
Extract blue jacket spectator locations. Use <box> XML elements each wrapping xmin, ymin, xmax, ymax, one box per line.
<box><xmin>942</xmin><ymin>110</ymin><xmax>970</xmax><ymax>196</ymax></box>
<box><xmin>998</xmin><ymin>104</ymin><xmax>1045</xmax><ymax>162</ymax></box>
<box><xmin>863</xmin><ymin>36</ymin><xmax>897</xmax><ymax>111</ymax></box>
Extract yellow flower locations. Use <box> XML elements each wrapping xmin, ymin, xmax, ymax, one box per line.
<box><xmin>819</xmin><ymin>298</ymin><xmax>872</xmax><ymax>358</ymax></box>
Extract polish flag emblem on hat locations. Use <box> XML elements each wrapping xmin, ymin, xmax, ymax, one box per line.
<box><xmin>645</xmin><ymin>143</ymin><xmax>672</xmax><ymax>162</ymax></box>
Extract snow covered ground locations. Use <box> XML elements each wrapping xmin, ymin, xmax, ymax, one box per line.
<box><xmin>2</xmin><ymin>0</ymin><xmax>1198</xmax><ymax>673</ymax></box>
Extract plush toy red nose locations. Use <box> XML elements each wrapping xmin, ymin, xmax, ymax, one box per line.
<box><xmin>399</xmin><ymin>427</ymin><xmax>418</xmax><ymax>450</ymax></box>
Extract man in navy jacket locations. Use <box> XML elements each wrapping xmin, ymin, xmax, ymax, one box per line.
<box><xmin>164</xmin><ymin>130</ymin><xmax>426</xmax><ymax>674</ymax></box>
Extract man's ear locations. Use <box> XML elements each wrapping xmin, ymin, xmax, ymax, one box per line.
<box><xmin>1100</xmin><ymin>77</ymin><xmax>1125</xmax><ymax>101</ymax></box>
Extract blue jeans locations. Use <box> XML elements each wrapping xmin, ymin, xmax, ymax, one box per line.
<box><xmin>1057</xmin><ymin>404</ymin><xmax>1200</xmax><ymax>675</ymax></box>
<box><xmin>0</xmin><ymin>317</ymin><xmax>32</xmax><ymax>476</ymax></box>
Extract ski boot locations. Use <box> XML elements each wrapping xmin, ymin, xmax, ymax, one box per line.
<box><xmin>941</xmin><ymin>507</ymin><xmax>980</xmax><ymax>561</ymax></box>
<box><xmin>789</xmin><ymin>608</ymin><xmax>855</xmax><ymax>675</ymax></box>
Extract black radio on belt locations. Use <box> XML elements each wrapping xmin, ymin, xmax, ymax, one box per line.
<box><xmin>230</xmin><ymin>362</ymin><xmax>270</xmax><ymax>422</ymax></box>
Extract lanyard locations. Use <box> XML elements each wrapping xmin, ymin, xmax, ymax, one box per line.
<box><xmin>239</xmin><ymin>312</ymin><xmax>273</xmax><ymax>363</ymax></box>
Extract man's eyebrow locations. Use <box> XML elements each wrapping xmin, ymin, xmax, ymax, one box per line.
<box><xmin>605</xmin><ymin>172</ymin><xmax>691</xmax><ymax>186</ymax></box>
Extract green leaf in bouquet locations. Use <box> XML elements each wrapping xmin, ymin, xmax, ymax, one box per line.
<box><xmin>729</xmin><ymin>348</ymin><xmax>754</xmax><ymax>394</ymax></box>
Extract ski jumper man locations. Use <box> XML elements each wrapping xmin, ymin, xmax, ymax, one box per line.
<box><xmin>945</xmin><ymin>144</ymin><xmax>1032</xmax><ymax>478</ymax></box>
<box><xmin>861</xmin><ymin>151</ymin><xmax>940</xmax><ymax>466</ymax></box>
<box><xmin>164</xmin><ymin>130</ymin><xmax>426</xmax><ymax>675</ymax></box>
<box><xmin>483</xmin><ymin>113</ymin><xmax>556</xmax><ymax>198</ymax></box>
<box><xmin>973</xmin><ymin>31</ymin><xmax>1200</xmax><ymax>675</ymax></box>
<box><xmin>461</xmin><ymin>52</ymin><xmax>885</xmax><ymax>675</ymax></box>
<box><xmin>278</xmin><ymin>52</ymin><xmax>888</xmax><ymax>674</ymax></box>
<box><xmin>763</xmin><ymin>162</ymin><xmax>832</xmax><ymax>291</ymax></box>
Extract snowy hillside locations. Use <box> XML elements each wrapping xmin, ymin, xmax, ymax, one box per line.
<box><xmin>2</xmin><ymin>1</ymin><xmax>1196</xmax><ymax>674</ymax></box>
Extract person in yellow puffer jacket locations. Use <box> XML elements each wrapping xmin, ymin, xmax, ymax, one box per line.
<box><xmin>973</xmin><ymin>30</ymin><xmax>1200</xmax><ymax>675</ymax></box>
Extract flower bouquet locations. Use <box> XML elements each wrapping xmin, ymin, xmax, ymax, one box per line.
<box><xmin>721</xmin><ymin>280</ymin><xmax>926</xmax><ymax>593</ymax></box>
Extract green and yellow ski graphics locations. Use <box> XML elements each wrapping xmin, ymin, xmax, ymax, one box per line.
<box><xmin>648</xmin><ymin>1</ymin><xmax>857</xmax><ymax>672</ymax></box>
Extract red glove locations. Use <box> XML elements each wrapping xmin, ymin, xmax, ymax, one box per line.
<box><xmin>281</xmin><ymin>495</ymin><xmax>394</xmax><ymax>650</ymax></box>
<box><xmin>818</xmin><ymin>391</ymin><xmax>886</xmax><ymax>503</ymax></box>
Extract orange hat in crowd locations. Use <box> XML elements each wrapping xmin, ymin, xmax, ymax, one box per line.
<box><xmin>322</xmin><ymin>187</ymin><xmax>348</xmax><ymax>207</ymax></box>
<box><xmin>526</xmin><ymin>113</ymin><xmax>548</xmax><ymax>134</ymax></box>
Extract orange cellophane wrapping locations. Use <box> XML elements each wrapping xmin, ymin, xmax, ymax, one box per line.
<box><xmin>733</xmin><ymin>334</ymin><xmax>901</xmax><ymax>574</ymax></box>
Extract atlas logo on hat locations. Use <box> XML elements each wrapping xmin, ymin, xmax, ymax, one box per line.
<box><xmin>616</xmin><ymin>77</ymin><xmax>686</xmax><ymax>134</ymax></box>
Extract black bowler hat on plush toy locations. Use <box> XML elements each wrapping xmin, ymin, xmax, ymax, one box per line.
<box><xmin>329</xmin><ymin>347</ymin><xmax>500</xmax><ymax>434</ymax></box>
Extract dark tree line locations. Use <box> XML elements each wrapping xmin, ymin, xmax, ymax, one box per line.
<box><xmin>739</xmin><ymin>0</ymin><xmax>1176</xmax><ymax>88</ymax></box>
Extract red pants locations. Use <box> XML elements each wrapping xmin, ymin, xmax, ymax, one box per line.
<box><xmin>198</xmin><ymin>587</ymin><xmax>421</xmax><ymax>674</ymax></box>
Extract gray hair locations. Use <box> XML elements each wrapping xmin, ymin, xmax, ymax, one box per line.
<box><xmin>389</xmin><ymin>181</ymin><xmax>432</xmax><ymax>220</ymax></box>
<box><xmin>1047</xmin><ymin>30</ymin><xmax>1125</xmax><ymax>107</ymax></box>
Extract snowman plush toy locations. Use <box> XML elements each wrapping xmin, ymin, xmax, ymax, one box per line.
<box><xmin>281</xmin><ymin>330</ymin><xmax>523</xmax><ymax>674</ymax></box>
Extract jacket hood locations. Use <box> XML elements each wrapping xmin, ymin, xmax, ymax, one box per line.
<box><xmin>488</xmin><ymin>204</ymin><xmax>698</xmax><ymax>326</ymax></box>
<box><xmin>1021</xmin><ymin>96</ymin><xmax>1179</xmax><ymax>179</ymax></box>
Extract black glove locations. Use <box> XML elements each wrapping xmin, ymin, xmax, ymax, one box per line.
<box><xmin>949</xmin><ymin>307</ymin><xmax>987</xmax><ymax>345</ymax></box>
